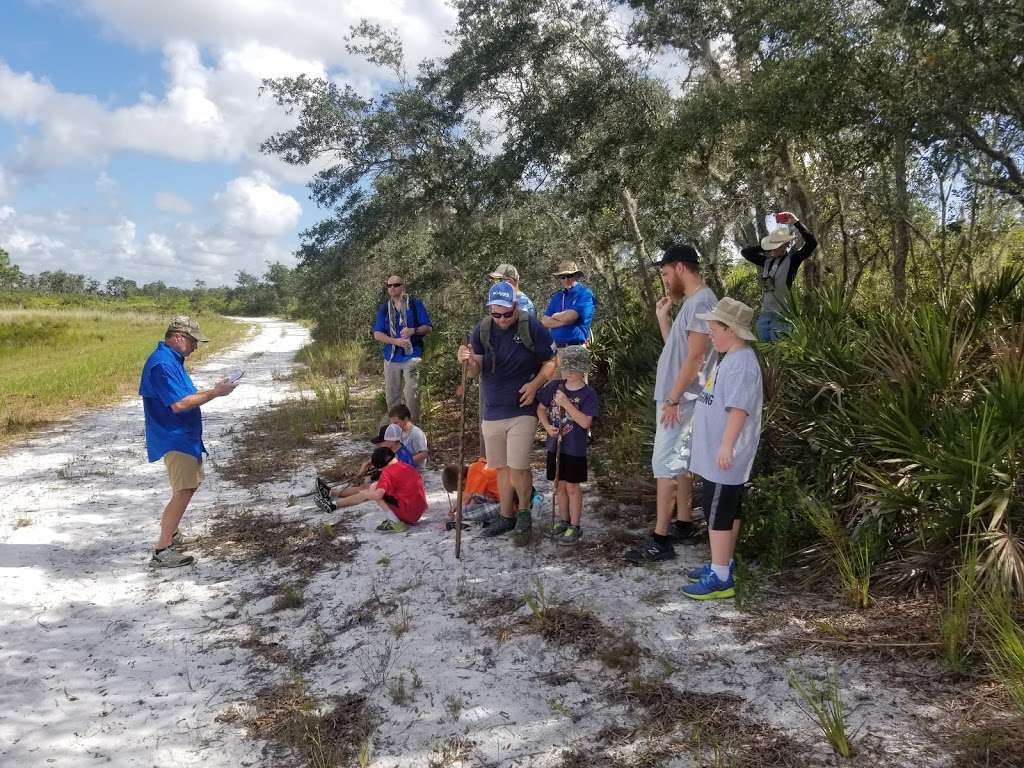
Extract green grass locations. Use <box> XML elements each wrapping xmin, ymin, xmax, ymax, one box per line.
<box><xmin>0</xmin><ymin>308</ymin><xmax>248</xmax><ymax>440</ymax></box>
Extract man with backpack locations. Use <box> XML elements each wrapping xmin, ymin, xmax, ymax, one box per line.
<box><xmin>457</xmin><ymin>281</ymin><xmax>557</xmax><ymax>542</ymax></box>
<box><xmin>372</xmin><ymin>273</ymin><xmax>432</xmax><ymax>423</ymax></box>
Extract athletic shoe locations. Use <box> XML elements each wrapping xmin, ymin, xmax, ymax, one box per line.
<box><xmin>624</xmin><ymin>536</ymin><xmax>675</xmax><ymax>564</ymax></box>
<box><xmin>681</xmin><ymin>570</ymin><xmax>735</xmax><ymax>600</ymax></box>
<box><xmin>171</xmin><ymin>531</ymin><xmax>186</xmax><ymax>547</ymax></box>
<box><xmin>669</xmin><ymin>520</ymin><xmax>702</xmax><ymax>546</ymax></box>
<box><xmin>686</xmin><ymin>561</ymin><xmax>736</xmax><ymax>583</ymax></box>
<box><xmin>376</xmin><ymin>519</ymin><xmax>408</xmax><ymax>533</ymax></box>
<box><xmin>316</xmin><ymin>477</ymin><xmax>331</xmax><ymax>500</ymax></box>
<box><xmin>482</xmin><ymin>514</ymin><xmax>516</xmax><ymax>537</ymax></box>
<box><xmin>314</xmin><ymin>494</ymin><xmax>337</xmax><ymax>513</ymax></box>
<box><xmin>511</xmin><ymin>509</ymin><xmax>533</xmax><ymax>542</ymax></box>
<box><xmin>149</xmin><ymin>546</ymin><xmax>195</xmax><ymax>568</ymax></box>
<box><xmin>558</xmin><ymin>525</ymin><xmax>581</xmax><ymax>546</ymax></box>
<box><xmin>548</xmin><ymin>520</ymin><xmax>569</xmax><ymax>538</ymax></box>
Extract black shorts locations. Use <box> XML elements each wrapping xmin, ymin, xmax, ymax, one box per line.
<box><xmin>547</xmin><ymin>451</ymin><xmax>588</xmax><ymax>484</ymax></box>
<box><xmin>703</xmin><ymin>481</ymin><xmax>745</xmax><ymax>531</ymax></box>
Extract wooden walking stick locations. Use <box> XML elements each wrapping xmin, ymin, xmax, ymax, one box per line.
<box><xmin>454</xmin><ymin>335</ymin><xmax>471</xmax><ymax>559</ymax></box>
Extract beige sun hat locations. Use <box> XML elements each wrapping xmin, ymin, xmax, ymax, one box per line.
<box><xmin>552</xmin><ymin>260</ymin><xmax>583</xmax><ymax>277</ymax></box>
<box><xmin>696</xmin><ymin>297</ymin><xmax>757</xmax><ymax>341</ymax></box>
<box><xmin>760</xmin><ymin>226</ymin><xmax>797</xmax><ymax>251</ymax></box>
<box><xmin>489</xmin><ymin>263</ymin><xmax>520</xmax><ymax>281</ymax></box>
<box><xmin>166</xmin><ymin>315</ymin><xmax>210</xmax><ymax>342</ymax></box>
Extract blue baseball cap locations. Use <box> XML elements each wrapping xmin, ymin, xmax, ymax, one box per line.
<box><xmin>487</xmin><ymin>281</ymin><xmax>516</xmax><ymax>308</ymax></box>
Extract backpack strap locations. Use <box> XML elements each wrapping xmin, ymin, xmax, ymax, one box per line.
<box><xmin>409</xmin><ymin>295</ymin><xmax>423</xmax><ymax>350</ymax></box>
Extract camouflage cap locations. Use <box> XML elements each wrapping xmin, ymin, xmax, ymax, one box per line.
<box><xmin>166</xmin><ymin>315</ymin><xmax>210</xmax><ymax>343</ymax></box>
<box><xmin>559</xmin><ymin>344</ymin><xmax>592</xmax><ymax>373</ymax></box>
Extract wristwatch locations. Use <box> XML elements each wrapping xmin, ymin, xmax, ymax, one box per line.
<box><xmin>665</xmin><ymin>398</ymin><xmax>679</xmax><ymax>406</ymax></box>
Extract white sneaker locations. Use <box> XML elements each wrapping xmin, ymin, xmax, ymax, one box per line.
<box><xmin>149</xmin><ymin>545</ymin><xmax>195</xmax><ymax>568</ymax></box>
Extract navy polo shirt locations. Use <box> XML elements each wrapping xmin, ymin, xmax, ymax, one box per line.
<box><xmin>139</xmin><ymin>341</ymin><xmax>204</xmax><ymax>462</ymax></box>
<box><xmin>471</xmin><ymin>315</ymin><xmax>556</xmax><ymax>420</ymax></box>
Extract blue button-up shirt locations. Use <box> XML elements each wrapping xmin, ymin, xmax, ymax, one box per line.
<box><xmin>373</xmin><ymin>297</ymin><xmax>433</xmax><ymax>363</ymax></box>
<box><xmin>139</xmin><ymin>341</ymin><xmax>204</xmax><ymax>462</ymax></box>
<box><xmin>543</xmin><ymin>282</ymin><xmax>595</xmax><ymax>345</ymax></box>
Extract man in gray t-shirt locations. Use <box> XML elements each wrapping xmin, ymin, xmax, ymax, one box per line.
<box><xmin>625</xmin><ymin>242</ymin><xmax>717</xmax><ymax>565</ymax></box>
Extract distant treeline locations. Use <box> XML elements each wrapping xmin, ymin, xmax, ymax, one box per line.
<box><xmin>0</xmin><ymin>247</ymin><xmax>301</xmax><ymax>318</ymax></box>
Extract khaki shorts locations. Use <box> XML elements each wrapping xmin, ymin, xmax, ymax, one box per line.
<box><xmin>481</xmin><ymin>416</ymin><xmax>537</xmax><ymax>470</ymax></box>
<box><xmin>164</xmin><ymin>451</ymin><xmax>204</xmax><ymax>491</ymax></box>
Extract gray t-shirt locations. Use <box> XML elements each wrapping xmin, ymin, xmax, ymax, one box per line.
<box><xmin>401</xmin><ymin>425</ymin><xmax>428</xmax><ymax>471</ymax></box>
<box><xmin>690</xmin><ymin>346</ymin><xmax>763</xmax><ymax>485</ymax></box>
<box><xmin>654</xmin><ymin>286</ymin><xmax>717</xmax><ymax>403</ymax></box>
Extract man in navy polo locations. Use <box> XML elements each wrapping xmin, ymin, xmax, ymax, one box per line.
<box><xmin>541</xmin><ymin>260</ymin><xmax>596</xmax><ymax>349</ymax></box>
<box><xmin>372</xmin><ymin>273</ymin><xmax>432</xmax><ymax>423</ymax></box>
<box><xmin>139</xmin><ymin>316</ymin><xmax>237</xmax><ymax>568</ymax></box>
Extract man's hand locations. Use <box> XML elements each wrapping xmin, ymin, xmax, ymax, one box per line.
<box><xmin>518</xmin><ymin>380</ymin><xmax>539</xmax><ymax>406</ymax></box>
<box><xmin>660</xmin><ymin>402</ymin><xmax>679</xmax><ymax>427</ymax></box>
<box><xmin>655</xmin><ymin>296</ymin><xmax>672</xmax><ymax>319</ymax></box>
<box><xmin>457</xmin><ymin>344</ymin><xmax>473</xmax><ymax>363</ymax></box>
<box><xmin>775</xmin><ymin>211</ymin><xmax>797</xmax><ymax>225</ymax></box>
<box><xmin>396</xmin><ymin>337</ymin><xmax>413</xmax><ymax>352</ymax></box>
<box><xmin>716</xmin><ymin>443</ymin><xmax>735</xmax><ymax>470</ymax></box>
<box><xmin>212</xmin><ymin>380</ymin><xmax>238</xmax><ymax>397</ymax></box>
<box><xmin>400</xmin><ymin>327</ymin><xmax>416</xmax><ymax>338</ymax></box>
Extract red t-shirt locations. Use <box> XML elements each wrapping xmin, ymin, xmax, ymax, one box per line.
<box><xmin>376</xmin><ymin>460</ymin><xmax>427</xmax><ymax>524</ymax></box>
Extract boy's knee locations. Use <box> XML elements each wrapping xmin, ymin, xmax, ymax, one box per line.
<box><xmin>565</xmin><ymin>483</ymin><xmax>582</xmax><ymax>498</ymax></box>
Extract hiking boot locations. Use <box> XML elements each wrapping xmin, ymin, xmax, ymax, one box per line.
<box><xmin>669</xmin><ymin>520</ymin><xmax>702</xmax><ymax>546</ymax></box>
<box><xmin>376</xmin><ymin>519</ymin><xmax>408</xmax><ymax>533</ymax></box>
<box><xmin>624</xmin><ymin>536</ymin><xmax>675</xmax><ymax>564</ymax></box>
<box><xmin>511</xmin><ymin>509</ymin><xmax>533</xmax><ymax>545</ymax></box>
<box><xmin>482</xmin><ymin>514</ymin><xmax>516</xmax><ymax>537</ymax></box>
<box><xmin>558</xmin><ymin>525</ymin><xmax>581</xmax><ymax>546</ymax></box>
<box><xmin>681</xmin><ymin>570</ymin><xmax>735</xmax><ymax>601</ymax></box>
<box><xmin>149</xmin><ymin>546</ymin><xmax>195</xmax><ymax>568</ymax></box>
<box><xmin>547</xmin><ymin>520</ymin><xmax>569</xmax><ymax>538</ymax></box>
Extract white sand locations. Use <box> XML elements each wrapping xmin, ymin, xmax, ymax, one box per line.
<box><xmin>0</xmin><ymin>318</ymin><xmax>952</xmax><ymax>767</ymax></box>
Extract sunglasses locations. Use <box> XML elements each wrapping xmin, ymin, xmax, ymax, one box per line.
<box><xmin>386</xmin><ymin>282</ymin><xmax>403</xmax><ymax>288</ymax></box>
<box><xmin>558</xmin><ymin>274</ymin><xmax>575</xmax><ymax>280</ymax></box>
<box><xmin>490</xmin><ymin>310</ymin><xmax>515</xmax><ymax>319</ymax></box>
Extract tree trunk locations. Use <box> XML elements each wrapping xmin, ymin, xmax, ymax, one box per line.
<box><xmin>892</xmin><ymin>133</ymin><xmax>911</xmax><ymax>304</ymax></box>
<box><xmin>620</xmin><ymin>185</ymin><xmax>657</xmax><ymax>312</ymax></box>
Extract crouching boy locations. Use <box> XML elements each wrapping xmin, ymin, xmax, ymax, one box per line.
<box><xmin>683</xmin><ymin>298</ymin><xmax>763</xmax><ymax>600</ymax></box>
<box><xmin>536</xmin><ymin>345</ymin><xmax>598</xmax><ymax>545</ymax></box>
<box><xmin>332</xmin><ymin>446</ymin><xmax>427</xmax><ymax>533</ymax></box>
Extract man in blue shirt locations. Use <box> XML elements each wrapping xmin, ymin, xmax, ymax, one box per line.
<box><xmin>372</xmin><ymin>274</ymin><xmax>432</xmax><ymax>423</ymax></box>
<box><xmin>541</xmin><ymin>260</ymin><xmax>596</xmax><ymax>348</ymax></box>
<box><xmin>488</xmin><ymin>263</ymin><xmax>536</xmax><ymax>317</ymax></box>
<box><xmin>457</xmin><ymin>282</ymin><xmax>557</xmax><ymax>542</ymax></box>
<box><xmin>139</xmin><ymin>316</ymin><xmax>237</xmax><ymax>568</ymax></box>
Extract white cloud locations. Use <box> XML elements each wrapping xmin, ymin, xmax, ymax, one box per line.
<box><xmin>216</xmin><ymin>172</ymin><xmax>302</xmax><ymax>238</ymax></box>
<box><xmin>154</xmin><ymin>192</ymin><xmax>194</xmax><ymax>215</ymax></box>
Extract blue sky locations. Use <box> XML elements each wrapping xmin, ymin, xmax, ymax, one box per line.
<box><xmin>0</xmin><ymin>0</ymin><xmax>455</xmax><ymax>287</ymax></box>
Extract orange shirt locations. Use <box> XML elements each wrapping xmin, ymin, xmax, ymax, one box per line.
<box><xmin>463</xmin><ymin>457</ymin><xmax>499</xmax><ymax>500</ymax></box>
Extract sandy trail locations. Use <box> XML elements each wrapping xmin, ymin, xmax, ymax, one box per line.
<box><xmin>1</xmin><ymin>317</ymin><xmax>952</xmax><ymax>767</ymax></box>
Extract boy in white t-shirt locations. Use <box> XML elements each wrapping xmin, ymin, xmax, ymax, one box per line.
<box><xmin>683</xmin><ymin>297</ymin><xmax>763</xmax><ymax>601</ymax></box>
<box><xmin>388</xmin><ymin>404</ymin><xmax>428</xmax><ymax>471</ymax></box>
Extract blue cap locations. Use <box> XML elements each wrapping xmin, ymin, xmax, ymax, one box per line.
<box><xmin>487</xmin><ymin>281</ymin><xmax>516</xmax><ymax>308</ymax></box>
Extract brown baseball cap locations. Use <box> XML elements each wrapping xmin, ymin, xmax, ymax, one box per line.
<box><xmin>489</xmin><ymin>263</ymin><xmax>520</xmax><ymax>281</ymax></box>
<box><xmin>166</xmin><ymin>315</ymin><xmax>210</xmax><ymax>343</ymax></box>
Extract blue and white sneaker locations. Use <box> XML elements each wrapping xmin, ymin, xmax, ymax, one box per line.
<box><xmin>681</xmin><ymin>570</ymin><xmax>735</xmax><ymax>600</ymax></box>
<box><xmin>686</xmin><ymin>561</ymin><xmax>736</xmax><ymax>583</ymax></box>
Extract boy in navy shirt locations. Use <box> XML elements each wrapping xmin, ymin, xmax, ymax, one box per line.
<box><xmin>537</xmin><ymin>345</ymin><xmax>598</xmax><ymax>545</ymax></box>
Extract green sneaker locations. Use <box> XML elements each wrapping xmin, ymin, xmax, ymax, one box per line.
<box><xmin>558</xmin><ymin>525</ymin><xmax>581</xmax><ymax>546</ymax></box>
<box><xmin>511</xmin><ymin>509</ymin><xmax>533</xmax><ymax>545</ymax></box>
<box><xmin>376</xmin><ymin>519</ymin><xmax>408</xmax><ymax>533</ymax></box>
<box><xmin>482</xmin><ymin>514</ymin><xmax>516</xmax><ymax>537</ymax></box>
<box><xmin>548</xmin><ymin>520</ymin><xmax>569</xmax><ymax>538</ymax></box>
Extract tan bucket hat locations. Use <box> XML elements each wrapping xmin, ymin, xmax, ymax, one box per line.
<box><xmin>166</xmin><ymin>315</ymin><xmax>210</xmax><ymax>342</ymax></box>
<box><xmin>760</xmin><ymin>226</ymin><xmax>797</xmax><ymax>251</ymax></box>
<box><xmin>552</xmin><ymin>260</ymin><xmax>583</xmax><ymax>277</ymax></box>
<box><xmin>696</xmin><ymin>297</ymin><xmax>757</xmax><ymax>341</ymax></box>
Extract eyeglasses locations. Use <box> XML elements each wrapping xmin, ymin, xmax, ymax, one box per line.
<box><xmin>491</xmin><ymin>276</ymin><xmax>515</xmax><ymax>284</ymax></box>
<box><xmin>386</xmin><ymin>282</ymin><xmax>403</xmax><ymax>288</ymax></box>
<box><xmin>490</xmin><ymin>310</ymin><xmax>515</xmax><ymax>319</ymax></box>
